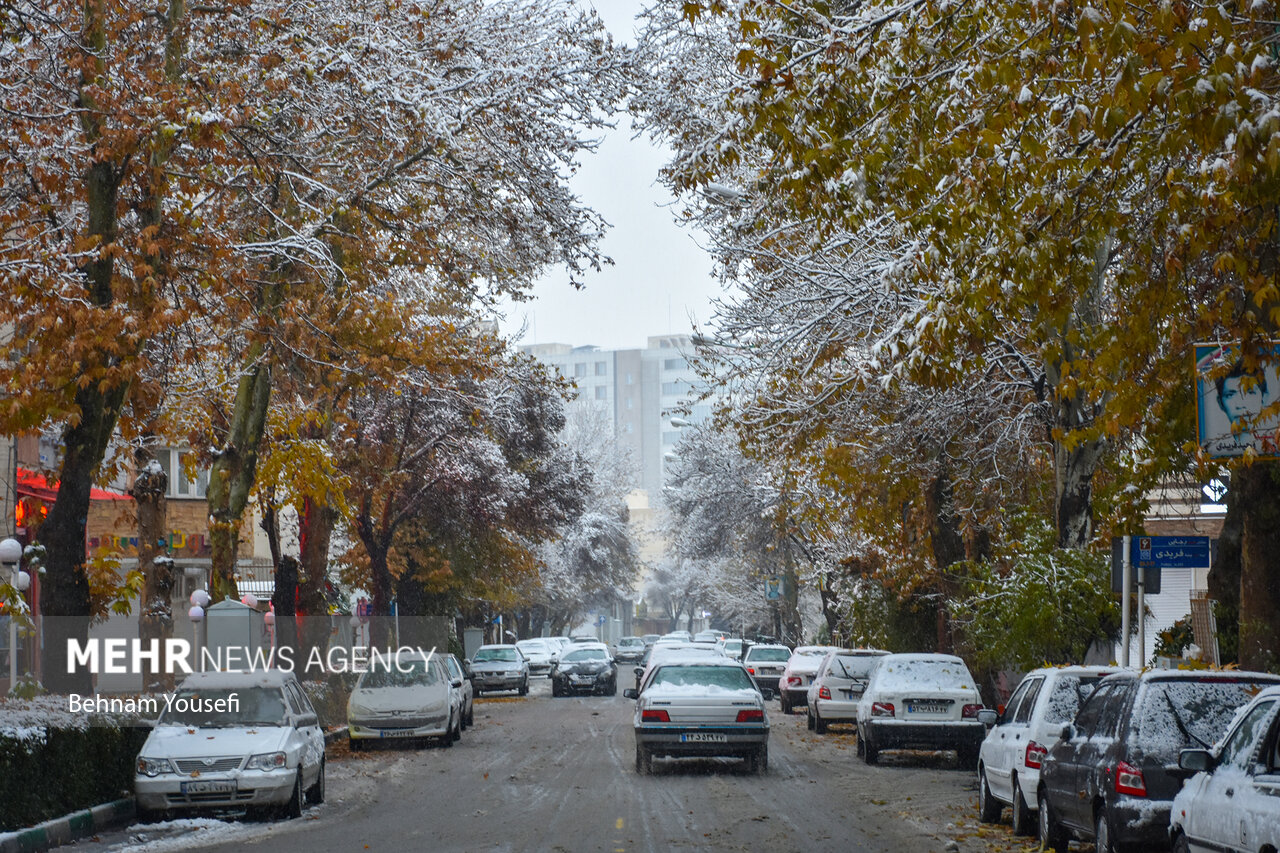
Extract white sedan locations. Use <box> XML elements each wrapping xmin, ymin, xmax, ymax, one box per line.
<box><xmin>1171</xmin><ymin>684</ymin><xmax>1280</xmax><ymax>853</ymax></box>
<box><xmin>855</xmin><ymin>652</ymin><xmax>985</xmax><ymax>766</ymax></box>
<box><xmin>135</xmin><ymin>669</ymin><xmax>325</xmax><ymax>820</ymax></box>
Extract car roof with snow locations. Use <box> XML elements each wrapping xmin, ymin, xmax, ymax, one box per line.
<box><xmin>176</xmin><ymin>669</ymin><xmax>298</xmax><ymax>690</ymax></box>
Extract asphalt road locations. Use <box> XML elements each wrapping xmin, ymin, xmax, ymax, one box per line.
<box><xmin>71</xmin><ymin>679</ymin><xmax>1039</xmax><ymax>853</ymax></box>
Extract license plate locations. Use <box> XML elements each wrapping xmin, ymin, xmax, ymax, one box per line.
<box><xmin>181</xmin><ymin>780</ymin><xmax>236</xmax><ymax>795</ymax></box>
<box><xmin>680</xmin><ymin>732</ymin><xmax>728</xmax><ymax>743</ymax></box>
<box><xmin>379</xmin><ymin>729</ymin><xmax>417</xmax><ymax>738</ymax></box>
<box><xmin>908</xmin><ymin>704</ymin><xmax>948</xmax><ymax>714</ymax></box>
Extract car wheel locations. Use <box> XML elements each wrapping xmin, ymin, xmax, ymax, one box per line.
<box><xmin>957</xmin><ymin>745</ymin><xmax>980</xmax><ymax>768</ymax></box>
<box><xmin>806</xmin><ymin>707</ymin><xmax>815</xmax><ymax>730</ymax></box>
<box><xmin>281</xmin><ymin>770</ymin><xmax>304</xmax><ymax>820</ymax></box>
<box><xmin>756</xmin><ymin>743</ymin><xmax>769</xmax><ymax>774</ymax></box>
<box><xmin>440</xmin><ymin>715</ymin><xmax>456</xmax><ymax>748</ymax></box>
<box><xmin>1095</xmin><ymin>807</ymin><xmax>1114</xmax><ymax>853</ymax></box>
<box><xmin>518</xmin><ymin>680</ymin><xmax>528</xmax><ymax>696</ymax></box>
<box><xmin>1010</xmin><ymin>779</ymin><xmax>1033</xmax><ymax>836</ymax></box>
<box><xmin>135</xmin><ymin>806</ymin><xmax>165</xmax><ymax>824</ymax></box>
<box><xmin>863</xmin><ymin>730</ymin><xmax>879</xmax><ymax>765</ymax></box>
<box><xmin>1038</xmin><ymin>788</ymin><xmax>1069</xmax><ymax>853</ymax></box>
<box><xmin>635</xmin><ymin>744</ymin><xmax>652</xmax><ymax>775</ymax></box>
<box><xmin>813</xmin><ymin>708</ymin><xmax>828</xmax><ymax>734</ymax></box>
<box><xmin>1171</xmin><ymin>831</ymin><xmax>1190</xmax><ymax>853</ymax></box>
<box><xmin>780</xmin><ymin>695</ymin><xmax>792</xmax><ymax>715</ymax></box>
<box><xmin>551</xmin><ymin>681</ymin><xmax>561</xmax><ymax>697</ymax></box>
<box><xmin>451</xmin><ymin>712</ymin><xmax>462</xmax><ymax>742</ymax></box>
<box><xmin>466</xmin><ymin>704</ymin><xmax>474</xmax><ymax>727</ymax></box>
<box><xmin>609</xmin><ymin>679</ymin><xmax>617</xmax><ymax>697</ymax></box>
<box><xmin>977</xmin><ymin>766</ymin><xmax>1001</xmax><ymax>824</ymax></box>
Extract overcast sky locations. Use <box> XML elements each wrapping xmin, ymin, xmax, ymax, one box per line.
<box><xmin>497</xmin><ymin>0</ymin><xmax>724</xmax><ymax>352</ymax></box>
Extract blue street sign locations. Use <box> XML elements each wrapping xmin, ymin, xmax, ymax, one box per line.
<box><xmin>1132</xmin><ymin>536</ymin><xmax>1211</xmax><ymax>569</ymax></box>
<box><xmin>597</xmin><ymin>614</ymin><xmax>607</xmax><ymax>626</ymax></box>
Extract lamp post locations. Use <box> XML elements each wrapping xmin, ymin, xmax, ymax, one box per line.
<box><xmin>189</xmin><ymin>588</ymin><xmax>210</xmax><ymax>672</ymax></box>
<box><xmin>1</xmin><ymin>538</ymin><xmax>27</xmax><ymax>688</ymax></box>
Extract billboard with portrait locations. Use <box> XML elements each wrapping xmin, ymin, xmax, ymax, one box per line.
<box><xmin>1194</xmin><ymin>342</ymin><xmax>1280</xmax><ymax>459</ymax></box>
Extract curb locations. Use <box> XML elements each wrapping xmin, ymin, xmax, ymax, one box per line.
<box><xmin>324</xmin><ymin>725</ymin><xmax>348</xmax><ymax>746</ymax></box>
<box><xmin>0</xmin><ymin>798</ymin><xmax>134</xmax><ymax>853</ymax></box>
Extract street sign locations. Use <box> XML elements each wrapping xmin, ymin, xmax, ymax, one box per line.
<box><xmin>764</xmin><ymin>576</ymin><xmax>782</xmax><ymax>601</ymax></box>
<box><xmin>356</xmin><ymin>598</ymin><xmax>371</xmax><ymax>624</ymax></box>
<box><xmin>1133</xmin><ymin>535</ymin><xmax>1211</xmax><ymax>570</ymax></box>
<box><xmin>597</xmin><ymin>614</ymin><xmax>607</xmax><ymax>626</ymax></box>
<box><xmin>1109</xmin><ymin>539</ymin><xmax>1162</xmax><ymax>595</ymax></box>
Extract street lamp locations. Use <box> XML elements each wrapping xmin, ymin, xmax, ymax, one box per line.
<box><xmin>1</xmin><ymin>537</ymin><xmax>27</xmax><ymax>687</ymax></box>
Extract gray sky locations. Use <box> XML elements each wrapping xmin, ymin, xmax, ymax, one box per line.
<box><xmin>498</xmin><ymin>0</ymin><xmax>723</xmax><ymax>352</ymax></box>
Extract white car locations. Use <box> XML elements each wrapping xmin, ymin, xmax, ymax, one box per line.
<box><xmin>625</xmin><ymin>657</ymin><xmax>770</xmax><ymax>774</ymax></box>
<box><xmin>445</xmin><ymin>653</ymin><xmax>475</xmax><ymax>730</ymax></box>
<box><xmin>805</xmin><ymin>648</ymin><xmax>889</xmax><ymax>733</ymax></box>
<box><xmin>742</xmin><ymin>643</ymin><xmax>792</xmax><ymax>694</ymax></box>
<box><xmin>975</xmin><ymin>665</ymin><xmax>1118</xmax><ymax>835</ymax></box>
<box><xmin>1171</xmin><ymin>684</ymin><xmax>1280</xmax><ymax>853</ymax></box>
<box><xmin>855</xmin><ymin>652</ymin><xmax>985</xmax><ymax>765</ymax></box>
<box><xmin>515</xmin><ymin>638</ymin><xmax>556</xmax><ymax>676</ymax></box>
<box><xmin>347</xmin><ymin>649</ymin><xmax>461</xmax><ymax>748</ymax></box>
<box><xmin>779</xmin><ymin>645</ymin><xmax>841</xmax><ymax>714</ymax></box>
<box><xmin>135</xmin><ymin>669</ymin><xmax>325</xmax><ymax>820</ymax></box>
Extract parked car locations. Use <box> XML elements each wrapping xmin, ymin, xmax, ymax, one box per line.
<box><xmin>742</xmin><ymin>643</ymin><xmax>792</xmax><ymax>694</ymax></box>
<box><xmin>1171</xmin><ymin>684</ymin><xmax>1280</xmax><ymax>853</ymax></box>
<box><xmin>625</xmin><ymin>657</ymin><xmax>770</xmax><ymax>774</ymax></box>
<box><xmin>693</xmin><ymin>629</ymin><xmax>721</xmax><ymax>643</ymax></box>
<box><xmin>661</xmin><ymin>630</ymin><xmax>693</xmax><ymax>642</ymax></box>
<box><xmin>445</xmin><ymin>653</ymin><xmax>475</xmax><ymax>730</ymax></box>
<box><xmin>855</xmin><ymin>652</ymin><xmax>985</xmax><ymax>766</ymax></box>
<box><xmin>469</xmin><ymin>644</ymin><xmax>530</xmax><ymax>696</ymax></box>
<box><xmin>976</xmin><ymin>666</ymin><xmax>1119</xmax><ymax>835</ymax></box>
<box><xmin>614</xmin><ymin>636</ymin><xmax>648</xmax><ymax>665</ymax></box>
<box><xmin>347</xmin><ymin>649</ymin><xmax>461</xmax><ymax>749</ymax></box>
<box><xmin>779</xmin><ymin>645</ymin><xmax>841</xmax><ymax>714</ymax></box>
<box><xmin>515</xmin><ymin>638</ymin><xmax>556</xmax><ymax>676</ymax></box>
<box><xmin>1037</xmin><ymin>669</ymin><xmax>1280</xmax><ymax>853</ymax></box>
<box><xmin>551</xmin><ymin>645</ymin><xmax>618</xmax><ymax>696</ymax></box>
<box><xmin>135</xmin><ymin>669</ymin><xmax>325</xmax><ymax>820</ymax></box>
<box><xmin>717</xmin><ymin>638</ymin><xmax>746</xmax><ymax>661</ymax></box>
<box><xmin>641</xmin><ymin>634</ymin><xmax>661</xmax><ymax>647</ymax></box>
<box><xmin>806</xmin><ymin>649</ymin><xmax>890</xmax><ymax>734</ymax></box>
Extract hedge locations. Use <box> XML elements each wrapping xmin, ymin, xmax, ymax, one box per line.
<box><xmin>0</xmin><ymin>719</ymin><xmax>148</xmax><ymax>831</ymax></box>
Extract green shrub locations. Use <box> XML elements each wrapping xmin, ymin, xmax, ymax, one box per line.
<box><xmin>0</xmin><ymin>708</ymin><xmax>148</xmax><ymax>831</ymax></box>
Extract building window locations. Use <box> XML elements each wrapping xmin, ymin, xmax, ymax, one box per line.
<box><xmin>662</xmin><ymin>381</ymin><xmax>692</xmax><ymax>395</ymax></box>
<box><xmin>156</xmin><ymin>448</ymin><xmax>209</xmax><ymax>499</ymax></box>
<box><xmin>595</xmin><ymin>361</ymin><xmax>607</xmax><ymax>376</ymax></box>
<box><xmin>625</xmin><ymin>397</ymin><xmax>633</xmax><ymax>410</ymax></box>
<box><xmin>625</xmin><ymin>372</ymin><xmax>633</xmax><ymax>385</ymax></box>
<box><xmin>624</xmin><ymin>422</ymin><xmax>634</xmax><ymax>433</ymax></box>
<box><xmin>574</xmin><ymin>363</ymin><xmax>587</xmax><ymax>378</ymax></box>
<box><xmin>595</xmin><ymin>386</ymin><xmax>608</xmax><ymax>401</ymax></box>
<box><xmin>663</xmin><ymin>358</ymin><xmax>686</xmax><ymax>370</ymax></box>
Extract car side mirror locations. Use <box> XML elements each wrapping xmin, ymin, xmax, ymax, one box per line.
<box><xmin>1178</xmin><ymin>749</ymin><xmax>1213</xmax><ymax>774</ymax></box>
<box><xmin>977</xmin><ymin>709</ymin><xmax>998</xmax><ymax>727</ymax></box>
<box><xmin>623</xmin><ymin>688</ymin><xmax>638</xmax><ymax>699</ymax></box>
<box><xmin>1060</xmin><ymin>723</ymin><xmax>1074</xmax><ymax>740</ymax></box>
<box><xmin>451</xmin><ymin>679</ymin><xmax>463</xmax><ymax>689</ymax></box>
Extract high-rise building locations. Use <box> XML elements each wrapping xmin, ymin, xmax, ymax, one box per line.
<box><xmin>521</xmin><ymin>335</ymin><xmax>714</xmax><ymax>494</ymax></box>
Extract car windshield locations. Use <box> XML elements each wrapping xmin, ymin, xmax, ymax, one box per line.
<box><xmin>618</xmin><ymin>638</ymin><xmax>644</xmax><ymax>648</ymax></box>
<box><xmin>651</xmin><ymin>665</ymin><xmax>755</xmax><ymax>692</ymax></box>
<box><xmin>747</xmin><ymin>648</ymin><xmax>790</xmax><ymax>662</ymax></box>
<box><xmin>1043</xmin><ymin>674</ymin><xmax>1108</xmax><ymax>724</ymax></box>
<box><xmin>874</xmin><ymin>659</ymin><xmax>974</xmax><ymax>691</ymax></box>
<box><xmin>358</xmin><ymin>656</ymin><xmax>441</xmax><ymax>689</ymax></box>
<box><xmin>564</xmin><ymin>648</ymin><xmax>608</xmax><ymax>662</ymax></box>
<box><xmin>158</xmin><ymin>686</ymin><xmax>288</xmax><ymax>728</ymax></box>
<box><xmin>474</xmin><ymin>648</ymin><xmax>519</xmax><ymax>662</ymax></box>
<box><xmin>1136</xmin><ymin>678</ymin><xmax>1279</xmax><ymax>759</ymax></box>
<box><xmin>829</xmin><ymin>655</ymin><xmax>881</xmax><ymax>679</ymax></box>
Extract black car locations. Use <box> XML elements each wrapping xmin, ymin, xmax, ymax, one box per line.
<box><xmin>1037</xmin><ymin>669</ymin><xmax>1280</xmax><ymax>853</ymax></box>
<box><xmin>550</xmin><ymin>646</ymin><xmax>617</xmax><ymax>696</ymax></box>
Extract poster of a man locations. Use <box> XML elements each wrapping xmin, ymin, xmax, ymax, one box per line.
<box><xmin>1195</xmin><ymin>343</ymin><xmax>1280</xmax><ymax>458</ymax></box>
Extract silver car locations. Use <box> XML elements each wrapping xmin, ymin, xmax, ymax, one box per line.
<box><xmin>625</xmin><ymin>657</ymin><xmax>770</xmax><ymax>774</ymax></box>
<box><xmin>469</xmin><ymin>644</ymin><xmax>530</xmax><ymax>696</ymax></box>
<box><xmin>445</xmin><ymin>653</ymin><xmax>475</xmax><ymax>730</ymax></box>
<box><xmin>347</xmin><ymin>650</ymin><xmax>461</xmax><ymax>749</ymax></box>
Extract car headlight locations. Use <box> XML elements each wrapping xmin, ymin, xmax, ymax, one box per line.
<box><xmin>137</xmin><ymin>756</ymin><xmax>174</xmax><ymax>777</ymax></box>
<box><xmin>246</xmin><ymin>752</ymin><xmax>288</xmax><ymax>771</ymax></box>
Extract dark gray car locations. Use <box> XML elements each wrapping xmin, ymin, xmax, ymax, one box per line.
<box><xmin>469</xmin><ymin>644</ymin><xmax>530</xmax><ymax>696</ymax></box>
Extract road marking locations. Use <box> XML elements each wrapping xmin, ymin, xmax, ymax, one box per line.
<box><xmin>615</xmin><ymin>818</ymin><xmax>624</xmax><ymax>830</ymax></box>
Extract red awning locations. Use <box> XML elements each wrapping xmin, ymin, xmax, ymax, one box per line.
<box><xmin>16</xmin><ymin>467</ymin><xmax>131</xmax><ymax>501</ymax></box>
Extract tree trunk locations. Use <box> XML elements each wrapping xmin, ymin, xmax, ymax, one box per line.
<box><xmin>132</xmin><ymin>449</ymin><xmax>173</xmax><ymax>692</ymax></box>
<box><xmin>366</xmin><ymin>542</ymin><xmax>393</xmax><ymax>649</ymax></box>
<box><xmin>1236</xmin><ymin>462</ymin><xmax>1280</xmax><ymax>672</ymax></box>
<box><xmin>1208</xmin><ymin>486</ymin><xmax>1242</xmax><ymax>665</ymax></box>
<box><xmin>207</xmin><ymin>354</ymin><xmax>272</xmax><ymax>602</ymax></box>
<box><xmin>297</xmin><ymin>497</ymin><xmax>337</xmax><ymax>665</ymax></box>
<box><xmin>271</xmin><ymin>554</ymin><xmax>300</xmax><ymax>663</ymax></box>
<box><xmin>1053</xmin><ymin>432</ymin><xmax>1104</xmax><ymax>550</ymax></box>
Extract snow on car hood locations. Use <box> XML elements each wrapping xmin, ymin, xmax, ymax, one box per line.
<box><xmin>143</xmin><ymin>724</ymin><xmax>290</xmax><ymax>759</ymax></box>
<box><xmin>350</xmin><ymin>683</ymin><xmax>448</xmax><ymax>712</ymax></box>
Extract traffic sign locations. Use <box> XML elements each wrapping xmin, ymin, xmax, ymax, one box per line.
<box><xmin>1133</xmin><ymin>535</ymin><xmax>1211</xmax><ymax>570</ymax></box>
<box><xmin>356</xmin><ymin>597</ymin><xmax>371</xmax><ymax>623</ymax></box>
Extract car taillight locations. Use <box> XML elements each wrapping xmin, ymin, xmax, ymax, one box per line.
<box><xmin>786</xmin><ymin>676</ymin><xmax>803</xmax><ymax>687</ymax></box>
<box><xmin>641</xmin><ymin>709</ymin><xmax>670</xmax><ymax>723</ymax></box>
<box><xmin>1025</xmin><ymin>741</ymin><xmax>1047</xmax><ymax>769</ymax></box>
<box><xmin>962</xmin><ymin>704</ymin><xmax>983</xmax><ymax>719</ymax></box>
<box><xmin>818</xmin><ymin>686</ymin><xmax>831</xmax><ymax>700</ymax></box>
<box><xmin>747</xmin><ymin>667</ymin><xmax>756</xmax><ymax>675</ymax></box>
<box><xmin>1115</xmin><ymin>760</ymin><xmax>1146</xmax><ymax>796</ymax></box>
<box><xmin>871</xmin><ymin>702</ymin><xmax>895</xmax><ymax>717</ymax></box>
<box><xmin>736</xmin><ymin>709</ymin><xmax>764</xmax><ymax>723</ymax></box>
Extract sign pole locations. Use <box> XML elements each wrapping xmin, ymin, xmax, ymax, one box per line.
<box><xmin>1120</xmin><ymin>536</ymin><xmax>1131</xmax><ymax>667</ymax></box>
<box><xmin>1137</xmin><ymin>565</ymin><xmax>1146</xmax><ymax>668</ymax></box>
